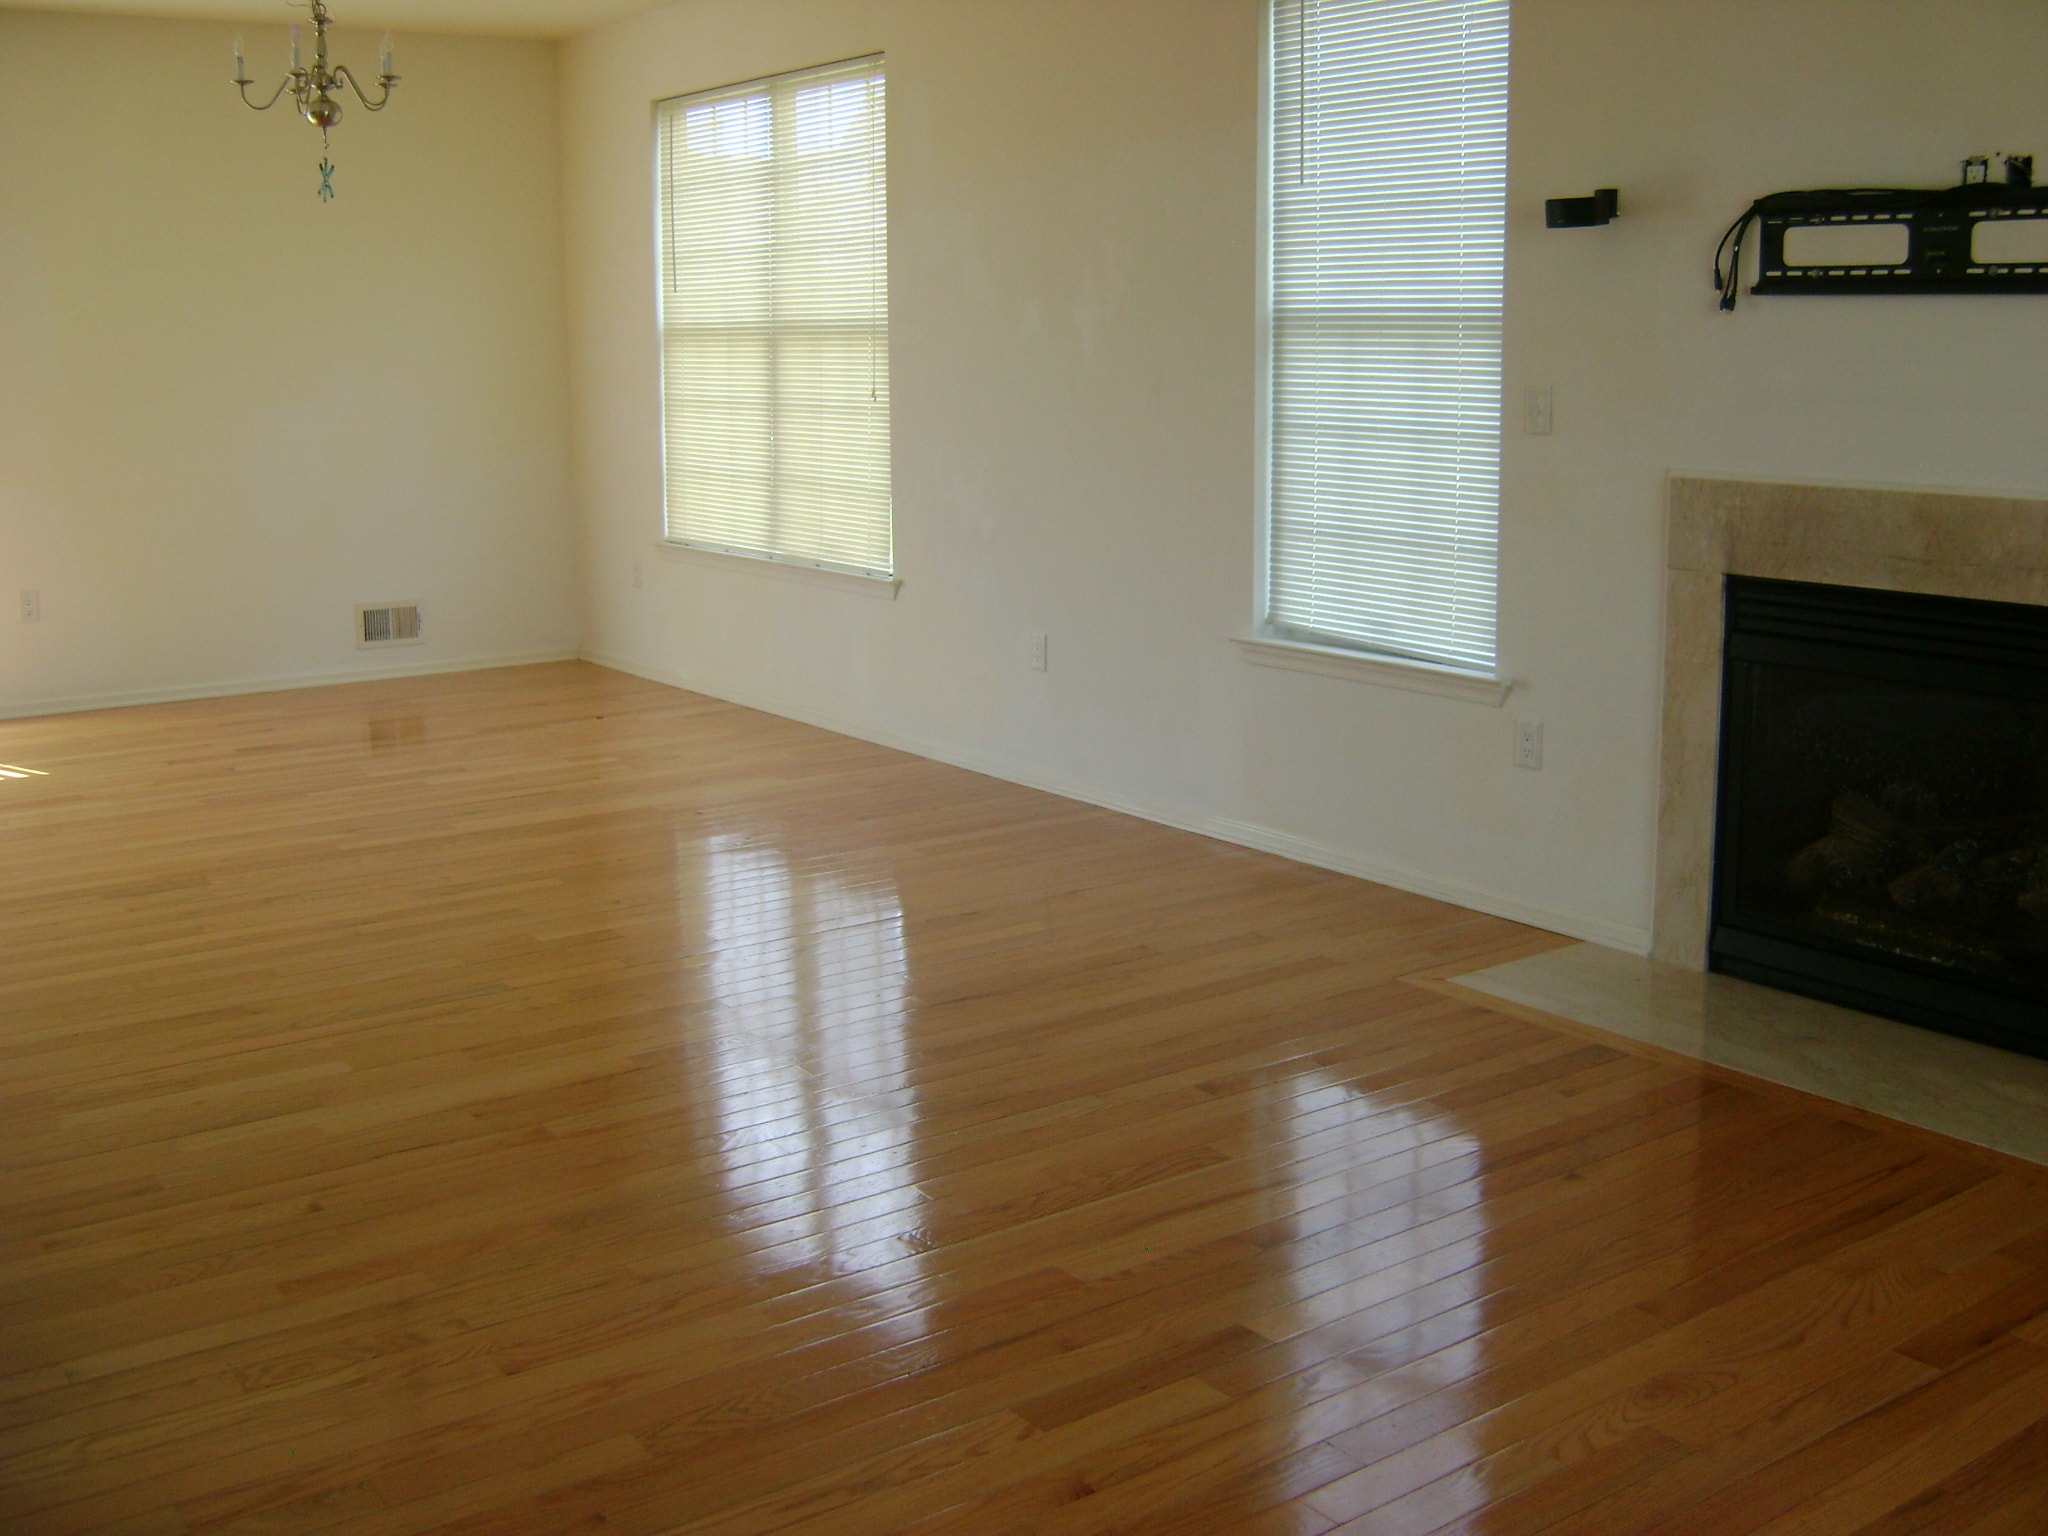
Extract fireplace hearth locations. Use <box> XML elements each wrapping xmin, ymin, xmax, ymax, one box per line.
<box><xmin>1711</xmin><ymin>575</ymin><xmax>2048</xmax><ymax>1057</ymax></box>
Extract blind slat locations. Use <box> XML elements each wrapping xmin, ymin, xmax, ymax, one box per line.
<box><xmin>657</xmin><ymin>58</ymin><xmax>891</xmax><ymax>578</ymax></box>
<box><xmin>1269</xmin><ymin>0</ymin><xmax>1507</xmax><ymax>672</ymax></box>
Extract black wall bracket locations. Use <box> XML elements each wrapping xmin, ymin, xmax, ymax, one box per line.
<box><xmin>1716</xmin><ymin>170</ymin><xmax>2048</xmax><ymax>308</ymax></box>
<box><xmin>1545</xmin><ymin>188</ymin><xmax>1618</xmax><ymax>228</ymax></box>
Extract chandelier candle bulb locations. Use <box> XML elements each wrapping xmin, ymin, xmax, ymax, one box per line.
<box><xmin>289</xmin><ymin>25</ymin><xmax>300</xmax><ymax>71</ymax></box>
<box><xmin>233</xmin><ymin>35</ymin><xmax>244</xmax><ymax>80</ymax></box>
<box><xmin>380</xmin><ymin>34</ymin><xmax>392</xmax><ymax>77</ymax></box>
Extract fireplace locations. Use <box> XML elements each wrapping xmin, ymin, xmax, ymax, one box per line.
<box><xmin>1711</xmin><ymin>575</ymin><xmax>2048</xmax><ymax>1056</ymax></box>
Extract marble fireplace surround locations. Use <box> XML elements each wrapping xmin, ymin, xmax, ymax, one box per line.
<box><xmin>1654</xmin><ymin>476</ymin><xmax>2048</xmax><ymax>968</ymax></box>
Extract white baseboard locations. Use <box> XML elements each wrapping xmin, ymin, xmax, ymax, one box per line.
<box><xmin>1201</xmin><ymin>817</ymin><xmax>1652</xmax><ymax>954</ymax></box>
<box><xmin>0</xmin><ymin>649</ymin><xmax>581</xmax><ymax>721</ymax></box>
<box><xmin>583</xmin><ymin>648</ymin><xmax>1654</xmax><ymax>956</ymax></box>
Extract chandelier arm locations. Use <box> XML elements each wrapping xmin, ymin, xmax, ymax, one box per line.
<box><xmin>332</xmin><ymin>65</ymin><xmax>397</xmax><ymax>111</ymax></box>
<box><xmin>236</xmin><ymin>76</ymin><xmax>297</xmax><ymax>112</ymax></box>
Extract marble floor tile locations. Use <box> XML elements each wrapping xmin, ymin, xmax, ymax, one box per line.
<box><xmin>1450</xmin><ymin>942</ymin><xmax>2048</xmax><ymax>1166</ymax></box>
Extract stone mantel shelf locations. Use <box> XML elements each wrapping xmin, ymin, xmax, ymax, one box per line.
<box><xmin>1655</xmin><ymin>476</ymin><xmax>2048</xmax><ymax>968</ymax></box>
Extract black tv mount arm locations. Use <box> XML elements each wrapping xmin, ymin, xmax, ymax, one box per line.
<box><xmin>1714</xmin><ymin>159</ymin><xmax>2048</xmax><ymax>310</ymax></box>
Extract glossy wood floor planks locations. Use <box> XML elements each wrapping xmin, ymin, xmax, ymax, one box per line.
<box><xmin>2</xmin><ymin>661</ymin><xmax>2046</xmax><ymax>1535</ymax></box>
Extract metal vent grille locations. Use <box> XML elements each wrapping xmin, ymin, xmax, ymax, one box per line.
<box><xmin>356</xmin><ymin>603</ymin><xmax>423</xmax><ymax>649</ymax></box>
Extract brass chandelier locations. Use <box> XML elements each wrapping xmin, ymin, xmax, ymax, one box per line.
<box><xmin>232</xmin><ymin>0</ymin><xmax>398</xmax><ymax>201</ymax></box>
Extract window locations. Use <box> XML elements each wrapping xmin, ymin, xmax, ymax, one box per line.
<box><xmin>656</xmin><ymin>58</ymin><xmax>891</xmax><ymax>578</ymax></box>
<box><xmin>1266</xmin><ymin>0</ymin><xmax>1508</xmax><ymax>675</ymax></box>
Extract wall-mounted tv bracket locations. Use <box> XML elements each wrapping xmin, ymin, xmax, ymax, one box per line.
<box><xmin>1546</xmin><ymin>188</ymin><xmax>1618</xmax><ymax>228</ymax></box>
<box><xmin>1714</xmin><ymin>157</ymin><xmax>2048</xmax><ymax>309</ymax></box>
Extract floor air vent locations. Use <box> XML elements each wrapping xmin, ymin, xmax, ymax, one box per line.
<box><xmin>356</xmin><ymin>602</ymin><xmax>423</xmax><ymax>648</ymax></box>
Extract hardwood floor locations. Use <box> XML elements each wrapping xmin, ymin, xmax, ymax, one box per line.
<box><xmin>3</xmin><ymin>660</ymin><xmax>2047</xmax><ymax>1535</ymax></box>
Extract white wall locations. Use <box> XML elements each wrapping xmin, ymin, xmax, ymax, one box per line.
<box><xmin>0</xmin><ymin>9</ymin><xmax>578</xmax><ymax>714</ymax></box>
<box><xmin>556</xmin><ymin>0</ymin><xmax>2048</xmax><ymax>951</ymax></box>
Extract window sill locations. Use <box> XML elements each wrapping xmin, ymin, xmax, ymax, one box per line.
<box><xmin>1233</xmin><ymin>634</ymin><xmax>1512</xmax><ymax>706</ymax></box>
<box><xmin>653</xmin><ymin>542</ymin><xmax>901</xmax><ymax>600</ymax></box>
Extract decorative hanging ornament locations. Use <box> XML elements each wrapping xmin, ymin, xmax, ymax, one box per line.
<box><xmin>232</xmin><ymin>1</ymin><xmax>398</xmax><ymax>200</ymax></box>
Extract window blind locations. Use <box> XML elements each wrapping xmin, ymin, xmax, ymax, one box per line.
<box><xmin>656</xmin><ymin>57</ymin><xmax>890</xmax><ymax>577</ymax></box>
<box><xmin>1268</xmin><ymin>0</ymin><xmax>1507</xmax><ymax>673</ymax></box>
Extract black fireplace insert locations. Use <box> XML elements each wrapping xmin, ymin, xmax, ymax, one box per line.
<box><xmin>1711</xmin><ymin>575</ymin><xmax>2048</xmax><ymax>1058</ymax></box>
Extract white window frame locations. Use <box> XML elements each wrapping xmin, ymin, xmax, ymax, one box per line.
<box><xmin>653</xmin><ymin>56</ymin><xmax>894</xmax><ymax>588</ymax></box>
<box><xmin>1245</xmin><ymin>0</ymin><xmax>1511</xmax><ymax>705</ymax></box>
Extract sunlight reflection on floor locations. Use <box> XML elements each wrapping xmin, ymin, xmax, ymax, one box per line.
<box><xmin>1254</xmin><ymin>1065</ymin><xmax>1492</xmax><ymax>1525</ymax></box>
<box><xmin>681</xmin><ymin>828</ymin><xmax>934</xmax><ymax>1337</ymax></box>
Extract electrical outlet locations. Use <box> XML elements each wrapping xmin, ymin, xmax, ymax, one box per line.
<box><xmin>20</xmin><ymin>590</ymin><xmax>40</xmax><ymax>623</ymax></box>
<box><xmin>1515</xmin><ymin>718</ymin><xmax>1543</xmax><ymax>770</ymax></box>
<box><xmin>1523</xmin><ymin>385</ymin><xmax>1554</xmax><ymax>436</ymax></box>
<box><xmin>1030</xmin><ymin>632</ymin><xmax>1049</xmax><ymax>672</ymax></box>
<box><xmin>632</xmin><ymin>558</ymin><xmax>643</xmax><ymax>590</ymax></box>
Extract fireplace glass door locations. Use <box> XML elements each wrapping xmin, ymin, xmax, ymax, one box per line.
<box><xmin>1711</xmin><ymin>576</ymin><xmax>2048</xmax><ymax>1057</ymax></box>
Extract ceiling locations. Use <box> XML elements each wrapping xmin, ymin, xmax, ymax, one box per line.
<box><xmin>0</xmin><ymin>0</ymin><xmax>671</xmax><ymax>39</ymax></box>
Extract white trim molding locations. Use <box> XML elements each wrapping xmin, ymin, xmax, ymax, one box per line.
<box><xmin>653</xmin><ymin>541</ymin><xmax>900</xmax><ymax>600</ymax></box>
<box><xmin>583</xmin><ymin>648</ymin><xmax>1643</xmax><ymax>953</ymax></box>
<box><xmin>0</xmin><ymin>649</ymin><xmax>580</xmax><ymax>721</ymax></box>
<box><xmin>1233</xmin><ymin>633</ymin><xmax>1511</xmax><ymax>706</ymax></box>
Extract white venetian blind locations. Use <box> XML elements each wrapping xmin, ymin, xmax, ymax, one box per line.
<box><xmin>657</xmin><ymin>57</ymin><xmax>891</xmax><ymax>577</ymax></box>
<box><xmin>1268</xmin><ymin>0</ymin><xmax>1507</xmax><ymax>673</ymax></box>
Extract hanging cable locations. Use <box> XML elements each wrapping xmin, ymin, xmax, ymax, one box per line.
<box><xmin>1713</xmin><ymin>201</ymin><xmax>1760</xmax><ymax>310</ymax></box>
